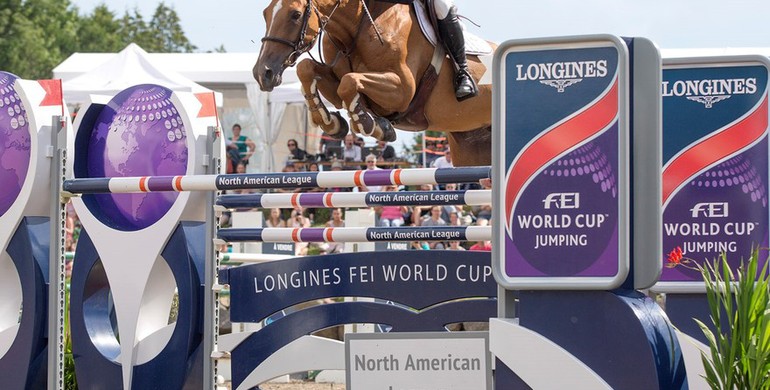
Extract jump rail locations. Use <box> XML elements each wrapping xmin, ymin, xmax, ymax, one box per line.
<box><xmin>215</xmin><ymin>190</ymin><xmax>491</xmax><ymax>211</ymax></box>
<box><xmin>62</xmin><ymin>167</ymin><xmax>491</xmax><ymax>194</ymax></box>
<box><xmin>216</xmin><ymin>226</ymin><xmax>492</xmax><ymax>244</ymax></box>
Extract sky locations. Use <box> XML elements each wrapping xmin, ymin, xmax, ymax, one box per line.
<box><xmin>70</xmin><ymin>0</ymin><xmax>770</xmax><ymax>54</ymax></box>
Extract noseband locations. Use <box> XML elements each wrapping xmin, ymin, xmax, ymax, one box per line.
<box><xmin>261</xmin><ymin>0</ymin><xmax>340</xmax><ymax>68</ymax></box>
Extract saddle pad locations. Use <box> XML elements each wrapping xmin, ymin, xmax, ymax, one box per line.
<box><xmin>413</xmin><ymin>0</ymin><xmax>493</xmax><ymax>56</ymax></box>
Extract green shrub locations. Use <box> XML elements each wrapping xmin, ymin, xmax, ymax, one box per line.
<box><xmin>696</xmin><ymin>249</ymin><xmax>770</xmax><ymax>389</ymax></box>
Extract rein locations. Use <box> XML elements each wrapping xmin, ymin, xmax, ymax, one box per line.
<box><xmin>261</xmin><ymin>0</ymin><xmax>336</xmax><ymax>68</ymax></box>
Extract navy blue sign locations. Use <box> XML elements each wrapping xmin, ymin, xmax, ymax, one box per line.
<box><xmin>659</xmin><ymin>59</ymin><xmax>770</xmax><ymax>289</ymax></box>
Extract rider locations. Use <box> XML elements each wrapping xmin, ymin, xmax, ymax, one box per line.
<box><xmin>380</xmin><ymin>0</ymin><xmax>478</xmax><ymax>101</ymax></box>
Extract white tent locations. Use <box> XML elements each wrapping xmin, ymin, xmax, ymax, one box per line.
<box><xmin>55</xmin><ymin>47</ymin><xmax>315</xmax><ymax>172</ymax></box>
<box><xmin>60</xmin><ymin>43</ymin><xmax>223</xmax><ymax>106</ymax></box>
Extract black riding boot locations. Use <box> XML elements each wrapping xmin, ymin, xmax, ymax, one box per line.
<box><xmin>437</xmin><ymin>7</ymin><xmax>478</xmax><ymax>101</ymax></box>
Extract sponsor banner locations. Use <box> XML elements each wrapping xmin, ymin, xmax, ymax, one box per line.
<box><xmin>494</xmin><ymin>36</ymin><xmax>629</xmax><ymax>289</ymax></box>
<box><xmin>346</xmin><ymin>332</ymin><xmax>491</xmax><ymax>390</ymax></box>
<box><xmin>657</xmin><ymin>57</ymin><xmax>770</xmax><ymax>292</ymax></box>
<box><xmin>216</xmin><ymin>172</ymin><xmax>318</xmax><ymax>190</ymax></box>
<box><xmin>366</xmin><ymin>227</ymin><xmax>468</xmax><ymax>242</ymax></box>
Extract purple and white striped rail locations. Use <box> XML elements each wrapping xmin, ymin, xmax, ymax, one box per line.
<box><xmin>62</xmin><ymin>166</ymin><xmax>491</xmax><ymax>194</ymax></box>
<box><xmin>214</xmin><ymin>190</ymin><xmax>491</xmax><ymax>211</ymax></box>
<box><xmin>215</xmin><ymin>226</ymin><xmax>492</xmax><ymax>244</ymax></box>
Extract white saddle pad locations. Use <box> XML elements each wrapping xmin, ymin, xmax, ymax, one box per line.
<box><xmin>413</xmin><ymin>0</ymin><xmax>493</xmax><ymax>56</ymax></box>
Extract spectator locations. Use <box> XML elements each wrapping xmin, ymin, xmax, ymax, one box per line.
<box><xmin>376</xmin><ymin>140</ymin><xmax>396</xmax><ymax>161</ymax></box>
<box><xmin>343</xmin><ymin>134</ymin><xmax>362</xmax><ymax>162</ymax></box>
<box><xmin>469</xmin><ymin>218</ymin><xmax>492</xmax><ymax>251</ymax></box>
<box><xmin>231</xmin><ymin>162</ymin><xmax>252</xmax><ymax>194</ymax></box>
<box><xmin>224</xmin><ymin>138</ymin><xmax>242</xmax><ymax>173</ymax></box>
<box><xmin>286</xmin><ymin>138</ymin><xmax>309</xmax><ymax>164</ymax></box>
<box><xmin>420</xmin><ymin>206</ymin><xmax>447</xmax><ymax>249</ymax></box>
<box><xmin>431</xmin><ymin>148</ymin><xmax>454</xmax><ymax>169</ymax></box>
<box><xmin>229</xmin><ymin>124</ymin><xmax>256</xmax><ymax>165</ymax></box>
<box><xmin>308</xmin><ymin>162</ymin><xmax>320</xmax><ymax>172</ymax></box>
<box><xmin>410</xmin><ymin>184</ymin><xmax>435</xmax><ymax>225</ymax></box>
<box><xmin>376</xmin><ymin>185</ymin><xmax>407</xmax><ymax>227</ymax></box>
<box><xmin>447</xmin><ymin>240</ymin><xmax>466</xmax><ymax>250</ymax></box>
<box><xmin>358</xmin><ymin>154</ymin><xmax>382</xmax><ymax>192</ymax></box>
<box><xmin>411</xmin><ymin>241</ymin><xmax>430</xmax><ymax>250</ymax></box>
<box><xmin>288</xmin><ymin>206</ymin><xmax>311</xmax><ymax>256</ymax></box>
<box><xmin>323</xmin><ymin>208</ymin><xmax>346</xmax><ymax>254</ymax></box>
<box><xmin>325</xmin><ymin>161</ymin><xmax>352</xmax><ymax>192</ymax></box>
<box><xmin>265</xmin><ymin>208</ymin><xmax>286</xmax><ymax>227</ymax></box>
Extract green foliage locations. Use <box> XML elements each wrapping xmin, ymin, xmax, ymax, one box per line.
<box><xmin>64</xmin><ymin>284</ymin><xmax>78</xmax><ymax>389</ymax></box>
<box><xmin>0</xmin><ymin>1</ymin><xmax>208</xmax><ymax>79</ymax></box>
<box><xmin>0</xmin><ymin>0</ymin><xmax>80</xmax><ymax>79</ymax></box>
<box><xmin>696</xmin><ymin>249</ymin><xmax>770</xmax><ymax>390</ymax></box>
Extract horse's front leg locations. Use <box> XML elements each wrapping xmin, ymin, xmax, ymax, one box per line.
<box><xmin>296</xmin><ymin>59</ymin><xmax>349</xmax><ymax>140</ymax></box>
<box><xmin>338</xmin><ymin>71</ymin><xmax>414</xmax><ymax>142</ymax></box>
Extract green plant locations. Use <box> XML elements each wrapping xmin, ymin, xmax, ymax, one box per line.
<box><xmin>64</xmin><ymin>285</ymin><xmax>78</xmax><ymax>389</ymax></box>
<box><xmin>696</xmin><ymin>249</ymin><xmax>770</xmax><ymax>389</ymax></box>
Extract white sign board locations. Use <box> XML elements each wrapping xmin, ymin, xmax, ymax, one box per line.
<box><xmin>345</xmin><ymin>332</ymin><xmax>491</xmax><ymax>390</ymax></box>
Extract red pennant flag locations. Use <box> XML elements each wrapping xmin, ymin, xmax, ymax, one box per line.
<box><xmin>38</xmin><ymin>79</ymin><xmax>64</xmax><ymax>117</ymax></box>
<box><xmin>38</xmin><ymin>79</ymin><xmax>63</xmax><ymax>106</ymax></box>
<box><xmin>195</xmin><ymin>92</ymin><xmax>218</xmax><ymax>122</ymax></box>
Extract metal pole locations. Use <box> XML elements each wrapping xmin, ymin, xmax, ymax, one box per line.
<box><xmin>47</xmin><ymin>115</ymin><xmax>67</xmax><ymax>390</ymax></box>
<box><xmin>204</xmin><ymin>126</ymin><xmax>223</xmax><ymax>389</ymax></box>
<box><xmin>422</xmin><ymin>134</ymin><xmax>427</xmax><ymax>168</ymax></box>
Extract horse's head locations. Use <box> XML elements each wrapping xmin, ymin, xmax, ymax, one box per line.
<box><xmin>254</xmin><ymin>0</ymin><xmax>321</xmax><ymax>91</ymax></box>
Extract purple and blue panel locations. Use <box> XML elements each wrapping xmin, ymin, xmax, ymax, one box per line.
<box><xmin>503</xmin><ymin>46</ymin><xmax>621</xmax><ymax>278</ymax></box>
<box><xmin>661</xmin><ymin>63</ymin><xmax>769</xmax><ymax>282</ymax></box>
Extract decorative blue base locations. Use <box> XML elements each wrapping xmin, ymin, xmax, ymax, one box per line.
<box><xmin>70</xmin><ymin>222</ymin><xmax>205</xmax><ymax>389</ymax></box>
<box><xmin>495</xmin><ymin>290</ymin><xmax>688</xmax><ymax>390</ymax></box>
<box><xmin>0</xmin><ymin>217</ymin><xmax>50</xmax><ymax>389</ymax></box>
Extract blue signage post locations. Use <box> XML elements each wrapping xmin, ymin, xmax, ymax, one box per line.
<box><xmin>491</xmin><ymin>35</ymin><xmax>687</xmax><ymax>389</ymax></box>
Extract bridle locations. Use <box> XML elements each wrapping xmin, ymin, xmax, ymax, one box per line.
<box><xmin>261</xmin><ymin>0</ymin><xmax>341</xmax><ymax>68</ymax></box>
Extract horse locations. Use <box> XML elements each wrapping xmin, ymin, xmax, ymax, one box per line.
<box><xmin>253</xmin><ymin>0</ymin><xmax>495</xmax><ymax>167</ymax></box>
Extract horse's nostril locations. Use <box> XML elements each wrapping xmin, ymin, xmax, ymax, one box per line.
<box><xmin>264</xmin><ymin>67</ymin><xmax>274</xmax><ymax>82</ymax></box>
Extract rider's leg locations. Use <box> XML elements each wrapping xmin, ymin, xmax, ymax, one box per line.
<box><xmin>434</xmin><ymin>0</ymin><xmax>478</xmax><ymax>101</ymax></box>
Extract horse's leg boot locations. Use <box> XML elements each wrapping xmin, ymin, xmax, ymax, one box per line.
<box><xmin>437</xmin><ymin>7</ymin><xmax>478</xmax><ymax>102</ymax></box>
<box><xmin>374</xmin><ymin>116</ymin><xmax>397</xmax><ymax>142</ymax></box>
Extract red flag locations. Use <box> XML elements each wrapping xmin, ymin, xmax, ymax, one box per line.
<box><xmin>195</xmin><ymin>92</ymin><xmax>218</xmax><ymax>122</ymax></box>
<box><xmin>38</xmin><ymin>79</ymin><xmax>64</xmax><ymax>116</ymax></box>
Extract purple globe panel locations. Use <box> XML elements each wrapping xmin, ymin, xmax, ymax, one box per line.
<box><xmin>0</xmin><ymin>71</ymin><xmax>31</xmax><ymax>217</ymax></box>
<box><xmin>85</xmin><ymin>85</ymin><xmax>188</xmax><ymax>231</ymax></box>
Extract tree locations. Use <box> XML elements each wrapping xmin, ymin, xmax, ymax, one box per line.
<box><xmin>145</xmin><ymin>3</ymin><xmax>196</xmax><ymax>53</ymax></box>
<box><xmin>0</xmin><ymin>0</ymin><xmax>80</xmax><ymax>79</ymax></box>
<box><xmin>76</xmin><ymin>4</ymin><xmax>124</xmax><ymax>53</ymax></box>
<box><xmin>0</xmin><ymin>1</ymin><xmax>204</xmax><ymax>79</ymax></box>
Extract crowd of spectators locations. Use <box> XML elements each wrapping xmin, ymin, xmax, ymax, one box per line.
<box><xmin>217</xmin><ymin>173</ymin><xmax>493</xmax><ymax>255</ymax></box>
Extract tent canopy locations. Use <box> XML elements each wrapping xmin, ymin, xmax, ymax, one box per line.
<box><xmin>59</xmin><ymin>43</ymin><xmax>223</xmax><ymax>105</ymax></box>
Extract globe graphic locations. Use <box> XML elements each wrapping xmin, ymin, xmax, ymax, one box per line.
<box><xmin>85</xmin><ymin>85</ymin><xmax>188</xmax><ymax>231</ymax></box>
<box><xmin>0</xmin><ymin>71</ymin><xmax>31</xmax><ymax>218</ymax></box>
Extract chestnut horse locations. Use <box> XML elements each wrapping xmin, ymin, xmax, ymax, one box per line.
<box><xmin>254</xmin><ymin>0</ymin><xmax>494</xmax><ymax>166</ymax></box>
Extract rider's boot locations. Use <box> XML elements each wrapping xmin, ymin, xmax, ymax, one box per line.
<box><xmin>437</xmin><ymin>6</ymin><xmax>478</xmax><ymax>102</ymax></box>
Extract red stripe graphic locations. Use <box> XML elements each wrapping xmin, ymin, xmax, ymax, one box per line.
<box><xmin>324</xmin><ymin>193</ymin><xmax>333</xmax><ymax>207</ymax></box>
<box><xmin>663</xmin><ymin>97</ymin><xmax>768</xmax><ymax>205</ymax></box>
<box><xmin>354</xmin><ymin>171</ymin><xmax>363</xmax><ymax>187</ymax></box>
<box><xmin>325</xmin><ymin>228</ymin><xmax>334</xmax><ymax>242</ymax></box>
<box><xmin>393</xmin><ymin>169</ymin><xmax>402</xmax><ymax>185</ymax></box>
<box><xmin>291</xmin><ymin>228</ymin><xmax>301</xmax><ymax>242</ymax></box>
<box><xmin>291</xmin><ymin>193</ymin><xmax>300</xmax><ymax>208</ymax></box>
<box><xmin>139</xmin><ymin>177</ymin><xmax>149</xmax><ymax>192</ymax></box>
<box><xmin>505</xmin><ymin>80</ymin><xmax>619</xmax><ymax>231</ymax></box>
<box><xmin>174</xmin><ymin>176</ymin><xmax>183</xmax><ymax>191</ymax></box>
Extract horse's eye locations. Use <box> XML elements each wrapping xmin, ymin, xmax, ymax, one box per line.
<box><xmin>290</xmin><ymin>10</ymin><xmax>302</xmax><ymax>21</ymax></box>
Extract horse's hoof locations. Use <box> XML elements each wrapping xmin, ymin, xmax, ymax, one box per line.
<box><xmin>328</xmin><ymin>111</ymin><xmax>349</xmax><ymax>140</ymax></box>
<box><xmin>375</xmin><ymin>117</ymin><xmax>397</xmax><ymax>142</ymax></box>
